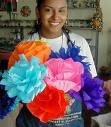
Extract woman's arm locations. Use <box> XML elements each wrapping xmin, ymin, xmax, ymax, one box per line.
<box><xmin>80</xmin><ymin>38</ymin><xmax>97</xmax><ymax>77</ymax></box>
<box><xmin>103</xmin><ymin>80</ymin><xmax>111</xmax><ymax>94</ymax></box>
<box><xmin>103</xmin><ymin>80</ymin><xmax>111</xmax><ymax>103</ymax></box>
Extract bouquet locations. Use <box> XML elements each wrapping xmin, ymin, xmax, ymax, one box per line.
<box><xmin>0</xmin><ymin>40</ymin><xmax>105</xmax><ymax>122</ymax></box>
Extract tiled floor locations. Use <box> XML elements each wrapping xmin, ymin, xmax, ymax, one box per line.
<box><xmin>92</xmin><ymin>112</ymin><xmax>111</xmax><ymax>127</ymax></box>
<box><xmin>0</xmin><ymin>108</ymin><xmax>19</xmax><ymax>127</ymax></box>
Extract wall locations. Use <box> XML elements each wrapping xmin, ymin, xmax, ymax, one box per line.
<box><xmin>98</xmin><ymin>0</ymin><xmax>111</xmax><ymax>68</ymax></box>
<box><xmin>0</xmin><ymin>0</ymin><xmax>111</xmax><ymax>68</ymax></box>
<box><xmin>0</xmin><ymin>0</ymin><xmax>111</xmax><ymax>127</ymax></box>
<box><xmin>0</xmin><ymin>0</ymin><xmax>36</xmax><ymax>20</ymax></box>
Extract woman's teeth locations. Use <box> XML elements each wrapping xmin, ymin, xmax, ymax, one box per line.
<box><xmin>50</xmin><ymin>22</ymin><xmax>60</xmax><ymax>26</ymax></box>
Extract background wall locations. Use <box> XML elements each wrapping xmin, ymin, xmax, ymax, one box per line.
<box><xmin>0</xmin><ymin>0</ymin><xmax>36</xmax><ymax>20</ymax></box>
<box><xmin>98</xmin><ymin>0</ymin><xmax>111</xmax><ymax>68</ymax></box>
<box><xmin>0</xmin><ymin>0</ymin><xmax>111</xmax><ymax>69</ymax></box>
<box><xmin>0</xmin><ymin>0</ymin><xmax>111</xmax><ymax>127</ymax></box>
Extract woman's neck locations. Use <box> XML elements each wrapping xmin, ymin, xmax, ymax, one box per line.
<box><xmin>40</xmin><ymin>28</ymin><xmax>63</xmax><ymax>39</ymax></box>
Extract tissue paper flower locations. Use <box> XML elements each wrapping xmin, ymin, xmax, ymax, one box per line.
<box><xmin>68</xmin><ymin>90</ymin><xmax>81</xmax><ymax>100</ymax></box>
<box><xmin>0</xmin><ymin>54</ymin><xmax>47</xmax><ymax>103</ymax></box>
<box><xmin>8</xmin><ymin>41</ymin><xmax>51</xmax><ymax>69</ymax></box>
<box><xmin>49</xmin><ymin>42</ymin><xmax>90</xmax><ymax>73</ymax></box>
<box><xmin>44</xmin><ymin>58</ymin><xmax>84</xmax><ymax>92</ymax></box>
<box><xmin>27</xmin><ymin>85</ymin><xmax>68</xmax><ymax>123</ymax></box>
<box><xmin>80</xmin><ymin>72</ymin><xmax>105</xmax><ymax>112</ymax></box>
<box><xmin>0</xmin><ymin>85</ymin><xmax>17</xmax><ymax>119</ymax></box>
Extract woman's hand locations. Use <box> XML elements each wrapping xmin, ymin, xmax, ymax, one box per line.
<box><xmin>103</xmin><ymin>80</ymin><xmax>111</xmax><ymax>95</ymax></box>
<box><xmin>104</xmin><ymin>80</ymin><xmax>111</xmax><ymax>108</ymax></box>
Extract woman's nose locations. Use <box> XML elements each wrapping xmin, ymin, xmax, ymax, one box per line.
<box><xmin>52</xmin><ymin>11</ymin><xmax>59</xmax><ymax>20</ymax></box>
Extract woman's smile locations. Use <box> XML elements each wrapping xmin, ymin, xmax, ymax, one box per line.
<box><xmin>50</xmin><ymin>22</ymin><xmax>60</xmax><ymax>26</ymax></box>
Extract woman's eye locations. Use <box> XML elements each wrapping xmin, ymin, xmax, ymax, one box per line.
<box><xmin>44</xmin><ymin>8</ymin><xmax>51</xmax><ymax>12</ymax></box>
<box><xmin>59</xmin><ymin>9</ymin><xmax>66</xmax><ymax>13</ymax></box>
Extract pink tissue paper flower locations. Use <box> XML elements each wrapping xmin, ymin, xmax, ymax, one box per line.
<box><xmin>44</xmin><ymin>58</ymin><xmax>84</xmax><ymax>92</ymax></box>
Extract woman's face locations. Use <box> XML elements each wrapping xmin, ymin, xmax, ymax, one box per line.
<box><xmin>36</xmin><ymin>0</ymin><xmax>68</xmax><ymax>38</ymax></box>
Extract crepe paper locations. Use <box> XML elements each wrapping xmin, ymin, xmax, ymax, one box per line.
<box><xmin>27</xmin><ymin>85</ymin><xmax>68</xmax><ymax>123</ymax></box>
<box><xmin>8</xmin><ymin>40</ymin><xmax>51</xmax><ymax>69</ymax></box>
<box><xmin>44</xmin><ymin>58</ymin><xmax>84</xmax><ymax>92</ymax></box>
<box><xmin>0</xmin><ymin>54</ymin><xmax>47</xmax><ymax>103</ymax></box>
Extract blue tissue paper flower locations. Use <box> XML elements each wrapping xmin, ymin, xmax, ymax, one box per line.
<box><xmin>0</xmin><ymin>54</ymin><xmax>47</xmax><ymax>103</ymax></box>
<box><xmin>0</xmin><ymin>85</ymin><xmax>18</xmax><ymax>119</ymax></box>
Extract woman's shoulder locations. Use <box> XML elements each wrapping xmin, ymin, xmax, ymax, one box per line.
<box><xmin>69</xmin><ymin>32</ymin><xmax>88</xmax><ymax>46</ymax></box>
<box><xmin>27</xmin><ymin>33</ymin><xmax>39</xmax><ymax>41</ymax></box>
<box><xmin>69</xmin><ymin>33</ymin><xmax>89</xmax><ymax>49</ymax></box>
<box><xmin>69</xmin><ymin>33</ymin><xmax>89</xmax><ymax>48</ymax></box>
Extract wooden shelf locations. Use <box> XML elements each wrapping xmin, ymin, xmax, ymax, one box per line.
<box><xmin>67</xmin><ymin>26</ymin><xmax>94</xmax><ymax>30</ymax></box>
<box><xmin>68</xmin><ymin>7</ymin><xmax>96</xmax><ymax>9</ymax></box>
<box><xmin>0</xmin><ymin>26</ymin><xmax>33</xmax><ymax>28</ymax></box>
<box><xmin>0</xmin><ymin>20</ymin><xmax>35</xmax><ymax>28</ymax></box>
<box><xmin>0</xmin><ymin>51</ymin><xmax>12</xmax><ymax>60</ymax></box>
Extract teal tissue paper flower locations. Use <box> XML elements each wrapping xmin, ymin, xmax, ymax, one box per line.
<box><xmin>0</xmin><ymin>54</ymin><xmax>47</xmax><ymax>103</ymax></box>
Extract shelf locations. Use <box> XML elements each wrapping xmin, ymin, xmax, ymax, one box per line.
<box><xmin>0</xmin><ymin>20</ymin><xmax>35</xmax><ymax>28</ymax></box>
<box><xmin>68</xmin><ymin>0</ymin><xmax>97</xmax><ymax>9</ymax></box>
<box><xmin>0</xmin><ymin>20</ymin><xmax>35</xmax><ymax>22</ymax></box>
<box><xmin>0</xmin><ymin>26</ymin><xmax>33</xmax><ymax>28</ymax></box>
<box><xmin>0</xmin><ymin>51</ymin><xmax>12</xmax><ymax>60</ymax></box>
<box><xmin>68</xmin><ymin>7</ymin><xmax>96</xmax><ymax>9</ymax></box>
<box><xmin>67</xmin><ymin>26</ymin><xmax>94</xmax><ymax>30</ymax></box>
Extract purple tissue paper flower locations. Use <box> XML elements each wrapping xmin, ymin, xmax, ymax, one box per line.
<box><xmin>81</xmin><ymin>72</ymin><xmax>106</xmax><ymax>112</ymax></box>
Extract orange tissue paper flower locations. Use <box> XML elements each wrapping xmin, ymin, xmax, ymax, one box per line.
<box><xmin>8</xmin><ymin>41</ymin><xmax>51</xmax><ymax>69</ymax></box>
<box><xmin>26</xmin><ymin>85</ymin><xmax>69</xmax><ymax>123</ymax></box>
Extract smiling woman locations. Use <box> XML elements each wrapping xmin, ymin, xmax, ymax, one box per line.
<box><xmin>36</xmin><ymin>0</ymin><xmax>68</xmax><ymax>38</ymax></box>
<box><xmin>0</xmin><ymin>0</ymin><xmax>109</xmax><ymax>127</ymax></box>
<box><xmin>15</xmin><ymin>0</ymin><xmax>98</xmax><ymax>127</ymax></box>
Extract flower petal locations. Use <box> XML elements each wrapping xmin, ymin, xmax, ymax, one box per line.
<box><xmin>0</xmin><ymin>54</ymin><xmax>47</xmax><ymax>103</ymax></box>
<box><xmin>45</xmin><ymin>58</ymin><xmax>84</xmax><ymax>92</ymax></box>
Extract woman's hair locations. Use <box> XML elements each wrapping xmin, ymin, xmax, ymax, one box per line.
<box><xmin>36</xmin><ymin>0</ymin><xmax>44</xmax><ymax>10</ymax></box>
<box><xmin>36</xmin><ymin>0</ymin><xmax>68</xmax><ymax>9</ymax></box>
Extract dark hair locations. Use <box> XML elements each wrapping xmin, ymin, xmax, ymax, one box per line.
<box><xmin>36</xmin><ymin>0</ymin><xmax>68</xmax><ymax>9</ymax></box>
<box><xmin>36</xmin><ymin>0</ymin><xmax>45</xmax><ymax>10</ymax></box>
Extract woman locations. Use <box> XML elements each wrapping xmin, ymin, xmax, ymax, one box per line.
<box><xmin>16</xmin><ymin>0</ymin><xmax>110</xmax><ymax>127</ymax></box>
<box><xmin>29</xmin><ymin>0</ymin><xmax>97</xmax><ymax>77</ymax></box>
